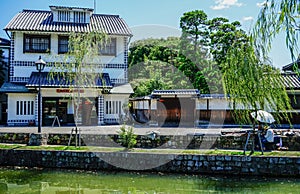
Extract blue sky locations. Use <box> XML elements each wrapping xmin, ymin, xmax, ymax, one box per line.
<box><xmin>0</xmin><ymin>0</ymin><xmax>292</xmax><ymax>68</ymax></box>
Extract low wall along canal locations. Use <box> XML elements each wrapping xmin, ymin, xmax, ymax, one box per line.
<box><xmin>0</xmin><ymin>149</ymin><xmax>300</xmax><ymax>177</ymax></box>
<box><xmin>0</xmin><ymin>132</ymin><xmax>300</xmax><ymax>177</ymax></box>
<box><xmin>1</xmin><ymin>132</ymin><xmax>300</xmax><ymax>150</ymax></box>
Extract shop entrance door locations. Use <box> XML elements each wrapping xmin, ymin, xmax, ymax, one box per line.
<box><xmin>43</xmin><ymin>98</ymin><xmax>70</xmax><ymax>126</ymax></box>
<box><xmin>58</xmin><ymin>102</ymin><xmax>68</xmax><ymax>124</ymax></box>
<box><xmin>43</xmin><ymin>99</ymin><xmax>57</xmax><ymax>126</ymax></box>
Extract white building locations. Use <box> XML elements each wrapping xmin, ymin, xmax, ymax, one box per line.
<box><xmin>1</xmin><ymin>6</ymin><xmax>133</xmax><ymax>126</ymax></box>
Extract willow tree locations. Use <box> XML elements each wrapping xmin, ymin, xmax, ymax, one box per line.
<box><xmin>50</xmin><ymin>31</ymin><xmax>107</xmax><ymax>131</ymax></box>
<box><xmin>222</xmin><ymin>44</ymin><xmax>292</xmax><ymax>125</ymax></box>
<box><xmin>254</xmin><ymin>0</ymin><xmax>299</xmax><ymax>62</ymax></box>
<box><xmin>218</xmin><ymin>0</ymin><xmax>298</xmax><ymax>127</ymax></box>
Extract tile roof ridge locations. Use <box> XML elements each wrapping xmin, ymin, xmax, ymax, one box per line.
<box><xmin>92</xmin><ymin>13</ymin><xmax>120</xmax><ymax>18</ymax></box>
<box><xmin>22</xmin><ymin>9</ymin><xmax>51</xmax><ymax>13</ymax></box>
<box><xmin>281</xmin><ymin>72</ymin><xmax>299</xmax><ymax>75</ymax></box>
<box><xmin>49</xmin><ymin>5</ymin><xmax>93</xmax><ymax>11</ymax></box>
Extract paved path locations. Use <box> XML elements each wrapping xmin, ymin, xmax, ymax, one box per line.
<box><xmin>0</xmin><ymin>124</ymin><xmax>297</xmax><ymax>136</ymax></box>
<box><xmin>0</xmin><ymin>124</ymin><xmax>270</xmax><ymax>136</ymax></box>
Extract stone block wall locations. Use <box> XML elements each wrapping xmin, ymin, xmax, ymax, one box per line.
<box><xmin>0</xmin><ymin>132</ymin><xmax>300</xmax><ymax>150</ymax></box>
<box><xmin>0</xmin><ymin>149</ymin><xmax>299</xmax><ymax>177</ymax></box>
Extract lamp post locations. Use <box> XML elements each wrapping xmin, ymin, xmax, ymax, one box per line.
<box><xmin>35</xmin><ymin>56</ymin><xmax>46</xmax><ymax>133</ymax></box>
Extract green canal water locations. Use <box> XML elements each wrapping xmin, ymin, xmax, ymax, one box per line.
<box><xmin>0</xmin><ymin>168</ymin><xmax>299</xmax><ymax>193</ymax></box>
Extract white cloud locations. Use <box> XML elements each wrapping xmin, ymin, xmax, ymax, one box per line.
<box><xmin>256</xmin><ymin>1</ymin><xmax>270</xmax><ymax>7</ymax></box>
<box><xmin>211</xmin><ymin>0</ymin><xmax>243</xmax><ymax>10</ymax></box>
<box><xmin>243</xmin><ymin>16</ymin><xmax>254</xmax><ymax>21</ymax></box>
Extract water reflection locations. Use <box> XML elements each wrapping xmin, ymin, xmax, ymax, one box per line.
<box><xmin>0</xmin><ymin>167</ymin><xmax>299</xmax><ymax>193</ymax></box>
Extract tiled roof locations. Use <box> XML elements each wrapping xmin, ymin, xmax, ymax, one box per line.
<box><xmin>0</xmin><ymin>82</ymin><xmax>29</xmax><ymax>93</ymax></box>
<box><xmin>0</xmin><ymin>38</ymin><xmax>10</xmax><ymax>46</ymax></box>
<box><xmin>199</xmin><ymin>94</ymin><xmax>228</xmax><ymax>99</ymax></box>
<box><xmin>282</xmin><ymin>59</ymin><xmax>300</xmax><ymax>71</ymax></box>
<box><xmin>4</xmin><ymin>9</ymin><xmax>132</xmax><ymax>36</ymax></box>
<box><xmin>281</xmin><ymin>73</ymin><xmax>300</xmax><ymax>90</ymax></box>
<box><xmin>49</xmin><ymin>5</ymin><xmax>93</xmax><ymax>12</ymax></box>
<box><xmin>151</xmin><ymin>89</ymin><xmax>200</xmax><ymax>96</ymax></box>
<box><xmin>26</xmin><ymin>72</ymin><xmax>113</xmax><ymax>88</ymax></box>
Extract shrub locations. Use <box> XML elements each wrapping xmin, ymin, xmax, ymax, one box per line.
<box><xmin>117</xmin><ymin>125</ymin><xmax>137</xmax><ymax>149</ymax></box>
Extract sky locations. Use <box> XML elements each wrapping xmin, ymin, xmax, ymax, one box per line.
<box><xmin>0</xmin><ymin>0</ymin><xmax>293</xmax><ymax>68</ymax></box>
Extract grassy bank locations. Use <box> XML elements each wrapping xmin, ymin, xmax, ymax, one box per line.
<box><xmin>1</xmin><ymin>143</ymin><xmax>300</xmax><ymax>157</ymax></box>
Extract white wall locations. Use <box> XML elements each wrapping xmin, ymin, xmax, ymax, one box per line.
<box><xmin>209</xmin><ymin>99</ymin><xmax>230</xmax><ymax>110</ymax></box>
<box><xmin>13</xmin><ymin>32</ymin><xmax>125</xmax><ymax>64</ymax></box>
<box><xmin>197</xmin><ymin>98</ymin><xmax>245</xmax><ymax>110</ymax></box>
<box><xmin>133</xmin><ymin>100</ymin><xmax>149</xmax><ymax>109</ymax></box>
<box><xmin>42</xmin><ymin>88</ymin><xmax>100</xmax><ymax>98</ymax></box>
<box><xmin>7</xmin><ymin>93</ymin><xmax>36</xmax><ymax>121</ymax></box>
<box><xmin>104</xmin><ymin>94</ymin><xmax>129</xmax><ymax>119</ymax></box>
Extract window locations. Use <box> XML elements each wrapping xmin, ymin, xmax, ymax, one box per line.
<box><xmin>289</xmin><ymin>95</ymin><xmax>300</xmax><ymax>109</ymax></box>
<box><xmin>58</xmin><ymin>11</ymin><xmax>71</xmax><ymax>22</ymax></box>
<box><xmin>99</xmin><ymin>38</ymin><xmax>117</xmax><ymax>56</ymax></box>
<box><xmin>16</xmin><ymin>100</ymin><xmax>34</xmax><ymax>115</ymax></box>
<box><xmin>24</xmin><ymin>34</ymin><xmax>50</xmax><ymax>53</ymax></box>
<box><xmin>105</xmin><ymin>100</ymin><xmax>122</xmax><ymax>114</ymax></box>
<box><xmin>58</xmin><ymin>36</ymin><xmax>69</xmax><ymax>54</ymax></box>
<box><xmin>16</xmin><ymin>101</ymin><xmax>19</xmax><ymax>115</ymax></box>
<box><xmin>74</xmin><ymin>11</ymin><xmax>86</xmax><ymax>23</ymax></box>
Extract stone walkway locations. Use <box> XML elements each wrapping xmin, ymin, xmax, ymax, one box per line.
<box><xmin>0</xmin><ymin>124</ymin><xmax>296</xmax><ymax>135</ymax></box>
<box><xmin>0</xmin><ymin>124</ymin><xmax>252</xmax><ymax>135</ymax></box>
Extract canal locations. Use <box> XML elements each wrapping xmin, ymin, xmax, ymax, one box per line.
<box><xmin>0</xmin><ymin>167</ymin><xmax>299</xmax><ymax>193</ymax></box>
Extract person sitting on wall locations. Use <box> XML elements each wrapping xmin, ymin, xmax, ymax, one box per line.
<box><xmin>262</xmin><ymin>126</ymin><xmax>276</xmax><ymax>150</ymax></box>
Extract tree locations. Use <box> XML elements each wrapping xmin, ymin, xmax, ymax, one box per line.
<box><xmin>179</xmin><ymin>9</ymin><xmax>292</xmax><ymax>125</ymax></box>
<box><xmin>128</xmin><ymin>43</ymin><xmax>195</xmax><ymax>97</ymax></box>
<box><xmin>221</xmin><ymin>45</ymin><xmax>292</xmax><ymax>124</ymax></box>
<box><xmin>180</xmin><ymin>10</ymin><xmax>209</xmax><ymax>59</ymax></box>
<box><xmin>128</xmin><ymin>40</ymin><xmax>209</xmax><ymax>97</ymax></box>
<box><xmin>226</xmin><ymin>0</ymin><xmax>300</xmax><ymax>125</ymax></box>
<box><xmin>208</xmin><ymin>18</ymin><xmax>249</xmax><ymax>66</ymax></box>
<box><xmin>49</xmin><ymin>31</ymin><xmax>107</xmax><ymax>129</ymax></box>
<box><xmin>254</xmin><ymin>0</ymin><xmax>300</xmax><ymax>62</ymax></box>
<box><xmin>179</xmin><ymin>11</ymin><xmax>246</xmax><ymax>94</ymax></box>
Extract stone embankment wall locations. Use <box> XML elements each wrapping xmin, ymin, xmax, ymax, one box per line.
<box><xmin>0</xmin><ymin>149</ymin><xmax>299</xmax><ymax>177</ymax></box>
<box><xmin>1</xmin><ymin>132</ymin><xmax>300</xmax><ymax>150</ymax></box>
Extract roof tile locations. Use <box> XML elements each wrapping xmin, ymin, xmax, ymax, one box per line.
<box><xmin>26</xmin><ymin>72</ymin><xmax>113</xmax><ymax>88</ymax></box>
<box><xmin>5</xmin><ymin>10</ymin><xmax>132</xmax><ymax>36</ymax></box>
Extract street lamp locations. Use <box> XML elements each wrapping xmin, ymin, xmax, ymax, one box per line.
<box><xmin>35</xmin><ymin>56</ymin><xmax>46</xmax><ymax>133</ymax></box>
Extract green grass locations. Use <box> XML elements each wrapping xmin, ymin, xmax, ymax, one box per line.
<box><xmin>0</xmin><ymin>143</ymin><xmax>299</xmax><ymax>157</ymax></box>
<box><xmin>0</xmin><ymin>144</ymin><xmax>25</xmax><ymax>149</ymax></box>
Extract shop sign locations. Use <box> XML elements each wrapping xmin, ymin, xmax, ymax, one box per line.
<box><xmin>56</xmin><ymin>89</ymin><xmax>84</xmax><ymax>93</ymax></box>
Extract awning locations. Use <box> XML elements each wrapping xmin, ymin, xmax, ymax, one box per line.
<box><xmin>110</xmin><ymin>83</ymin><xmax>133</xmax><ymax>94</ymax></box>
<box><xmin>0</xmin><ymin>82</ymin><xmax>29</xmax><ymax>93</ymax></box>
<box><xmin>26</xmin><ymin>72</ymin><xmax>113</xmax><ymax>88</ymax></box>
<box><xmin>151</xmin><ymin>89</ymin><xmax>200</xmax><ymax>96</ymax></box>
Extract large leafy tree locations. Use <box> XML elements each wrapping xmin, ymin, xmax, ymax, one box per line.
<box><xmin>179</xmin><ymin>9</ymin><xmax>292</xmax><ymax>125</ymax></box>
<box><xmin>208</xmin><ymin>18</ymin><xmax>249</xmax><ymax>66</ymax></box>
<box><xmin>128</xmin><ymin>43</ymin><xmax>198</xmax><ymax>97</ymax></box>
<box><xmin>179</xmin><ymin>11</ymin><xmax>248</xmax><ymax>94</ymax></box>
<box><xmin>129</xmin><ymin>11</ymin><xmax>250</xmax><ymax>96</ymax></box>
<box><xmin>180</xmin><ymin>10</ymin><xmax>209</xmax><ymax>60</ymax></box>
